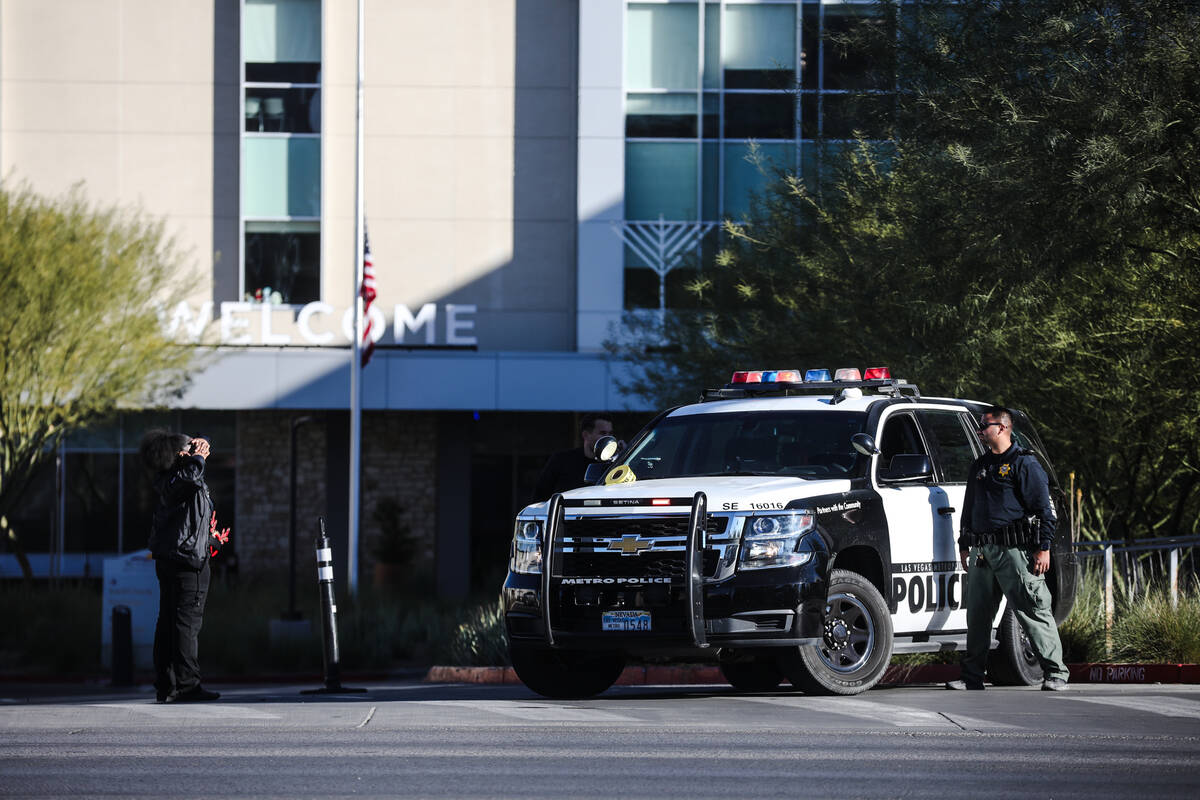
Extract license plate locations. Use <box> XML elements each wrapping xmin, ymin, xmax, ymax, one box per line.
<box><xmin>602</xmin><ymin>610</ymin><xmax>651</xmax><ymax>631</ymax></box>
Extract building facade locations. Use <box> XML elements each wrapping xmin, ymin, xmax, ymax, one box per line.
<box><xmin>0</xmin><ymin>0</ymin><xmax>882</xmax><ymax>595</ymax></box>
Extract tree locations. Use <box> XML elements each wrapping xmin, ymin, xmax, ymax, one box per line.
<box><xmin>0</xmin><ymin>182</ymin><xmax>198</xmax><ymax>577</ymax></box>
<box><xmin>612</xmin><ymin>0</ymin><xmax>1200</xmax><ymax>541</ymax></box>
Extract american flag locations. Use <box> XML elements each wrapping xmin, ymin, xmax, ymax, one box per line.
<box><xmin>360</xmin><ymin>225</ymin><xmax>377</xmax><ymax>367</ymax></box>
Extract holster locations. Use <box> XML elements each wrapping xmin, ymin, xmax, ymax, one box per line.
<box><xmin>959</xmin><ymin>516</ymin><xmax>1040</xmax><ymax>549</ymax></box>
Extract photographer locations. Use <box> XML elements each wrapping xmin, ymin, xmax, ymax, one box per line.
<box><xmin>139</xmin><ymin>429</ymin><xmax>230</xmax><ymax>703</ymax></box>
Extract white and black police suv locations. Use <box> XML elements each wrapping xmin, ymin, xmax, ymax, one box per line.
<box><xmin>502</xmin><ymin>368</ymin><xmax>1079</xmax><ymax>698</ymax></box>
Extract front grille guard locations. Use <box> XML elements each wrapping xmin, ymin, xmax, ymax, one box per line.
<box><xmin>540</xmin><ymin>492</ymin><xmax>710</xmax><ymax>649</ymax></box>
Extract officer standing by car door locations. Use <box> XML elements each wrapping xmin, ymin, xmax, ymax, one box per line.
<box><xmin>947</xmin><ymin>406</ymin><xmax>1070</xmax><ymax>691</ymax></box>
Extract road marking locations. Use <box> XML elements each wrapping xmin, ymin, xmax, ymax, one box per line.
<box><xmin>736</xmin><ymin>696</ymin><xmax>1019</xmax><ymax>729</ymax></box>
<box><xmin>1065</xmin><ymin>695</ymin><xmax>1200</xmax><ymax>720</ymax></box>
<box><xmin>88</xmin><ymin>703</ymin><xmax>280</xmax><ymax>720</ymax></box>
<box><xmin>417</xmin><ymin>700</ymin><xmax>638</xmax><ymax>723</ymax></box>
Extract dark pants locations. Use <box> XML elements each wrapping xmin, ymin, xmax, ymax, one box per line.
<box><xmin>153</xmin><ymin>559</ymin><xmax>210</xmax><ymax>699</ymax></box>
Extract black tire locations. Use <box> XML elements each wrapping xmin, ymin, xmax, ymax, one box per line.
<box><xmin>719</xmin><ymin>656</ymin><xmax>784</xmax><ymax>692</ymax></box>
<box><xmin>509</xmin><ymin>644</ymin><xmax>626</xmax><ymax>699</ymax></box>
<box><xmin>987</xmin><ymin>607</ymin><xmax>1043</xmax><ymax>686</ymax></box>
<box><xmin>779</xmin><ymin>569</ymin><xmax>893</xmax><ymax>695</ymax></box>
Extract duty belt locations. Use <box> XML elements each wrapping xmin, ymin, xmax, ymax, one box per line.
<box><xmin>959</xmin><ymin>517</ymin><xmax>1040</xmax><ymax>548</ymax></box>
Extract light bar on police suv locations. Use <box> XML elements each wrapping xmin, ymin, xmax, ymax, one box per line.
<box><xmin>729</xmin><ymin>367</ymin><xmax>894</xmax><ymax>385</ymax></box>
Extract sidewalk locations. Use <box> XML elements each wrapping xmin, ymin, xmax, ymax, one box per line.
<box><xmin>425</xmin><ymin>662</ymin><xmax>1200</xmax><ymax>686</ymax></box>
<box><xmin>4</xmin><ymin>663</ymin><xmax>1196</xmax><ymax>691</ymax></box>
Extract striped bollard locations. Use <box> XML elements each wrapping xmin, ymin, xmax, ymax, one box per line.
<box><xmin>301</xmin><ymin>517</ymin><xmax>365</xmax><ymax>694</ymax></box>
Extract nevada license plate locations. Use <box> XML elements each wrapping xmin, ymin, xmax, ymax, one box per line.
<box><xmin>602</xmin><ymin>610</ymin><xmax>651</xmax><ymax>631</ymax></box>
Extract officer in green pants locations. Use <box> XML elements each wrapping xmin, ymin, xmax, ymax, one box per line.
<box><xmin>946</xmin><ymin>406</ymin><xmax>1069</xmax><ymax>691</ymax></box>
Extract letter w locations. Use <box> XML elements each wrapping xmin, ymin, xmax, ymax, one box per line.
<box><xmin>163</xmin><ymin>301</ymin><xmax>213</xmax><ymax>342</ymax></box>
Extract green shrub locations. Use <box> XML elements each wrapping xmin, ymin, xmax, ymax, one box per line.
<box><xmin>1059</xmin><ymin>570</ymin><xmax>1106</xmax><ymax>663</ymax></box>
<box><xmin>446</xmin><ymin>599</ymin><xmax>509</xmax><ymax>666</ymax></box>
<box><xmin>1111</xmin><ymin>588</ymin><xmax>1200</xmax><ymax>664</ymax></box>
<box><xmin>0</xmin><ymin>580</ymin><xmax>101</xmax><ymax>673</ymax></box>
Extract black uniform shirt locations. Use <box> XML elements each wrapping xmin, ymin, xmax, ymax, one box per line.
<box><xmin>961</xmin><ymin>443</ymin><xmax>1058</xmax><ymax>550</ymax></box>
<box><xmin>533</xmin><ymin>447</ymin><xmax>597</xmax><ymax>502</ymax></box>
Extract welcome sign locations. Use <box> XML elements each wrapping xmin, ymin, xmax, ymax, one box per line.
<box><xmin>162</xmin><ymin>301</ymin><xmax>479</xmax><ymax>347</ymax></box>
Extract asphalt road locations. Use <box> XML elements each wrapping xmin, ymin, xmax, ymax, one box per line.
<box><xmin>2</xmin><ymin>680</ymin><xmax>1198</xmax><ymax>798</ymax></box>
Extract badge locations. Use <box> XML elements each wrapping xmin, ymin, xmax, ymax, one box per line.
<box><xmin>998</xmin><ymin>463</ymin><xmax>1012</xmax><ymax>478</ymax></box>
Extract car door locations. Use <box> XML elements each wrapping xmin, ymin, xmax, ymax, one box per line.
<box><xmin>874</xmin><ymin>406</ymin><xmax>977</xmax><ymax>634</ymax></box>
<box><xmin>913</xmin><ymin>407</ymin><xmax>983</xmax><ymax>632</ymax></box>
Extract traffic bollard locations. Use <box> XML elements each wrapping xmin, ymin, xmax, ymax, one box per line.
<box><xmin>111</xmin><ymin>605</ymin><xmax>134</xmax><ymax>687</ymax></box>
<box><xmin>301</xmin><ymin>517</ymin><xmax>365</xmax><ymax>695</ymax></box>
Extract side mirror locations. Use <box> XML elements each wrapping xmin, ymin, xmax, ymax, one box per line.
<box><xmin>593</xmin><ymin>435</ymin><xmax>621</xmax><ymax>462</ymax></box>
<box><xmin>851</xmin><ymin>433</ymin><xmax>880</xmax><ymax>456</ymax></box>
<box><xmin>879</xmin><ymin>454</ymin><xmax>933</xmax><ymax>482</ymax></box>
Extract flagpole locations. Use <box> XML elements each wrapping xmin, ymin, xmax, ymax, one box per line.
<box><xmin>348</xmin><ymin>0</ymin><xmax>365</xmax><ymax>595</ymax></box>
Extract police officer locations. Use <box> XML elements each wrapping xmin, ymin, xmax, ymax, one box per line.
<box><xmin>946</xmin><ymin>406</ymin><xmax>1069</xmax><ymax>691</ymax></box>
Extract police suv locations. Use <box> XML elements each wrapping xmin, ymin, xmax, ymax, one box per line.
<box><xmin>502</xmin><ymin>369</ymin><xmax>1078</xmax><ymax>698</ymax></box>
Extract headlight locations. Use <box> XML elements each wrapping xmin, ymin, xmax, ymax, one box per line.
<box><xmin>509</xmin><ymin>518</ymin><xmax>543</xmax><ymax>574</ymax></box>
<box><xmin>740</xmin><ymin>512</ymin><xmax>816</xmax><ymax>570</ymax></box>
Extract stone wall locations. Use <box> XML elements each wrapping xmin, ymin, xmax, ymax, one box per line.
<box><xmin>233</xmin><ymin>410</ymin><xmax>436</xmax><ymax>576</ymax></box>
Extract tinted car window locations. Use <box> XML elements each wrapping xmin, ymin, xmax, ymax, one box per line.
<box><xmin>623</xmin><ymin>410</ymin><xmax>867</xmax><ymax>480</ymax></box>
<box><xmin>916</xmin><ymin>409</ymin><xmax>978</xmax><ymax>483</ymax></box>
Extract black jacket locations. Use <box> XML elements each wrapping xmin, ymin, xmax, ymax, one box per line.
<box><xmin>533</xmin><ymin>447</ymin><xmax>598</xmax><ymax>502</ymax></box>
<box><xmin>961</xmin><ymin>443</ymin><xmax>1058</xmax><ymax>550</ymax></box>
<box><xmin>149</xmin><ymin>454</ymin><xmax>215</xmax><ymax>569</ymax></box>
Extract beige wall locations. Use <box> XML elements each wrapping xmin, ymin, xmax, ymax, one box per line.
<box><xmin>323</xmin><ymin>0</ymin><xmax>578</xmax><ymax>351</ymax></box>
<box><xmin>0</xmin><ymin>0</ymin><xmax>228</xmax><ymax>300</ymax></box>
<box><xmin>1</xmin><ymin>0</ymin><xmax>578</xmax><ymax>352</ymax></box>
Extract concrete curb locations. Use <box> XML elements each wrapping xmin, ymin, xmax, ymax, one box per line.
<box><xmin>425</xmin><ymin>663</ymin><xmax>1200</xmax><ymax>687</ymax></box>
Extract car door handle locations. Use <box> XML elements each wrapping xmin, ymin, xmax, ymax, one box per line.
<box><xmin>937</xmin><ymin>506</ymin><xmax>956</xmax><ymax>516</ymax></box>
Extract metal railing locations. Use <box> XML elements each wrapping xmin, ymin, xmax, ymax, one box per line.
<box><xmin>1076</xmin><ymin>535</ymin><xmax>1200</xmax><ymax>609</ymax></box>
<box><xmin>1075</xmin><ymin>535</ymin><xmax>1200</xmax><ymax>658</ymax></box>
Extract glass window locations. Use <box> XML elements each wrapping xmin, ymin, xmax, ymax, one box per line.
<box><xmin>6</xmin><ymin>459</ymin><xmax>54</xmax><ymax>552</ymax></box>
<box><xmin>917</xmin><ymin>410</ymin><xmax>979</xmax><ymax>483</ymax></box>
<box><xmin>626</xmin><ymin>3</ymin><xmax>699</xmax><ymax>90</ymax></box>
<box><xmin>822</xmin><ymin>3</ymin><xmax>892</xmax><ymax>91</ymax></box>
<box><xmin>243</xmin><ymin>0</ymin><xmax>321</xmax><ymax>304</ymax></box>
<box><xmin>821</xmin><ymin>93</ymin><xmax>893</xmax><ymax>139</ymax></box>
<box><xmin>244</xmin><ymin>221</ymin><xmax>320</xmax><ymax>304</ymax></box>
<box><xmin>66</xmin><ymin>417</ymin><xmax>120</xmax><ymax>449</ymax></box>
<box><xmin>244</xmin><ymin>0</ymin><xmax>321</xmax><ymax>81</ymax></box>
<box><xmin>64</xmin><ymin>453</ymin><xmax>119</xmax><ymax>554</ymax></box>
<box><xmin>724</xmin><ymin>93</ymin><xmax>795</xmax><ymax>139</ymax></box>
<box><xmin>122</xmin><ymin>451</ymin><xmax>156</xmax><ymax>553</ymax></box>
<box><xmin>626</xmin><ymin>93</ymin><xmax>698</xmax><ymax>138</ymax></box>
<box><xmin>621</xmin><ymin>410</ymin><xmax>866</xmax><ymax>480</ymax></box>
<box><xmin>702</xmin><ymin>3</ymin><xmax>720</xmax><ymax>89</ymax></box>
<box><xmin>878</xmin><ymin>413</ymin><xmax>926</xmax><ymax>465</ymax></box>
<box><xmin>625</xmin><ymin>142</ymin><xmax>698</xmax><ymax>221</ymax></box>
<box><xmin>723</xmin><ymin>142</ymin><xmax>794</xmax><ymax>220</ymax></box>
<box><xmin>723</xmin><ymin>3</ymin><xmax>797</xmax><ymax>89</ymax></box>
<box><xmin>245</xmin><ymin>87</ymin><xmax>320</xmax><ymax>134</ymax></box>
<box><xmin>243</xmin><ymin>137</ymin><xmax>321</xmax><ymax>219</ymax></box>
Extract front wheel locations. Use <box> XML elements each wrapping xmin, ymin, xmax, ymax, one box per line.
<box><xmin>509</xmin><ymin>644</ymin><xmax>626</xmax><ymax>699</ymax></box>
<box><xmin>779</xmin><ymin>569</ymin><xmax>893</xmax><ymax>695</ymax></box>
<box><xmin>987</xmin><ymin>607</ymin><xmax>1042</xmax><ymax>686</ymax></box>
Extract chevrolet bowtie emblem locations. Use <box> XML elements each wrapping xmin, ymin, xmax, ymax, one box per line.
<box><xmin>607</xmin><ymin>535</ymin><xmax>654</xmax><ymax>556</ymax></box>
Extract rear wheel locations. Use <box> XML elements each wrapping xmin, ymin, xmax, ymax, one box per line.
<box><xmin>987</xmin><ymin>607</ymin><xmax>1042</xmax><ymax>686</ymax></box>
<box><xmin>509</xmin><ymin>644</ymin><xmax>626</xmax><ymax>699</ymax></box>
<box><xmin>779</xmin><ymin>569</ymin><xmax>893</xmax><ymax>695</ymax></box>
<box><xmin>719</xmin><ymin>656</ymin><xmax>784</xmax><ymax>692</ymax></box>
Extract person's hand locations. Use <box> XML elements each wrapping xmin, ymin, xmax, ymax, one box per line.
<box><xmin>960</xmin><ymin>548</ymin><xmax>970</xmax><ymax>572</ymax></box>
<box><xmin>191</xmin><ymin>438</ymin><xmax>211</xmax><ymax>459</ymax></box>
<box><xmin>1031</xmin><ymin>548</ymin><xmax>1050</xmax><ymax>575</ymax></box>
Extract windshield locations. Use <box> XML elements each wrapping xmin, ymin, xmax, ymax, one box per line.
<box><xmin>619</xmin><ymin>410</ymin><xmax>867</xmax><ymax>480</ymax></box>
